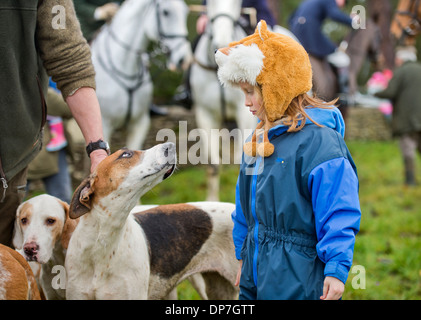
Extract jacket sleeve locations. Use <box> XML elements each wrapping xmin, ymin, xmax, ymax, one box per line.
<box><xmin>325</xmin><ymin>0</ymin><xmax>353</xmax><ymax>26</ymax></box>
<box><xmin>232</xmin><ymin>176</ymin><xmax>248</xmax><ymax>260</ymax></box>
<box><xmin>36</xmin><ymin>0</ymin><xmax>96</xmax><ymax>99</ymax></box>
<box><xmin>308</xmin><ymin>157</ymin><xmax>361</xmax><ymax>284</ymax></box>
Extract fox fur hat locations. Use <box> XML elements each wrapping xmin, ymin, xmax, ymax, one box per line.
<box><xmin>215</xmin><ymin>20</ymin><xmax>312</xmax><ymax>157</ymax></box>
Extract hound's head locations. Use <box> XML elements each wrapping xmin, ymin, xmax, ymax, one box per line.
<box><xmin>69</xmin><ymin>142</ymin><xmax>176</xmax><ymax>219</ymax></box>
<box><xmin>13</xmin><ymin>194</ymin><xmax>76</xmax><ymax>264</ymax></box>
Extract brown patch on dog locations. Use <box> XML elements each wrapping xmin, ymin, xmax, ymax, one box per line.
<box><xmin>17</xmin><ymin>202</ymin><xmax>33</xmax><ymax>227</ymax></box>
<box><xmin>93</xmin><ymin>149</ymin><xmax>144</xmax><ymax>199</ymax></box>
<box><xmin>59</xmin><ymin>200</ymin><xmax>79</xmax><ymax>249</ymax></box>
<box><xmin>69</xmin><ymin>149</ymin><xmax>144</xmax><ymax>219</ymax></box>
<box><xmin>0</xmin><ymin>244</ymin><xmax>41</xmax><ymax>300</ymax></box>
<box><xmin>133</xmin><ymin>204</ymin><xmax>213</xmax><ymax>278</ymax></box>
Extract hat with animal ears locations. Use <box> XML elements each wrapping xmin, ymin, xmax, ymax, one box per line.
<box><xmin>215</xmin><ymin>20</ymin><xmax>312</xmax><ymax>157</ymax></box>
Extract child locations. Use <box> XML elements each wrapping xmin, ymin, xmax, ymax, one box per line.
<box><xmin>215</xmin><ymin>20</ymin><xmax>361</xmax><ymax>300</ymax></box>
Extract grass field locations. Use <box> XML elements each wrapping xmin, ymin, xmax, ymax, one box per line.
<box><xmin>140</xmin><ymin>139</ymin><xmax>421</xmax><ymax>300</ymax></box>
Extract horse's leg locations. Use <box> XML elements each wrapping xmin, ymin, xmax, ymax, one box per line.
<box><xmin>309</xmin><ymin>55</ymin><xmax>337</xmax><ymax>101</ymax></box>
<box><xmin>126</xmin><ymin>83</ymin><xmax>153</xmax><ymax>150</ymax></box>
<box><xmin>195</xmin><ymin>106</ymin><xmax>220</xmax><ymax>201</ymax></box>
<box><xmin>101</xmin><ymin>118</ymin><xmax>113</xmax><ymax>146</ymax></box>
<box><xmin>126</xmin><ymin>112</ymin><xmax>151</xmax><ymax>150</ymax></box>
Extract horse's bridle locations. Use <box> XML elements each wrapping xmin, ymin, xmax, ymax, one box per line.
<box><xmin>104</xmin><ymin>0</ymin><xmax>188</xmax><ymax>57</ymax></box>
<box><xmin>194</xmin><ymin>12</ymin><xmax>242</xmax><ymax>122</ymax></box>
<box><xmin>195</xmin><ymin>12</ymin><xmax>241</xmax><ymax>71</ymax></box>
<box><xmin>394</xmin><ymin>0</ymin><xmax>421</xmax><ymax>43</ymax></box>
<box><xmin>97</xmin><ymin>0</ymin><xmax>189</xmax><ymax>129</ymax></box>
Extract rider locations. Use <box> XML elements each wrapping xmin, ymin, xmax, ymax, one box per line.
<box><xmin>289</xmin><ymin>0</ymin><xmax>354</xmax><ymax>96</ymax></box>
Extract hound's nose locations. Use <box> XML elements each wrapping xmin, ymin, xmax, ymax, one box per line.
<box><xmin>23</xmin><ymin>242</ymin><xmax>39</xmax><ymax>257</ymax></box>
<box><xmin>163</xmin><ymin>142</ymin><xmax>175</xmax><ymax>158</ymax></box>
<box><xmin>214</xmin><ymin>49</ymin><xmax>218</xmax><ymax>54</ymax></box>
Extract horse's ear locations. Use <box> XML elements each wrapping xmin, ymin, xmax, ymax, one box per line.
<box><xmin>69</xmin><ymin>175</ymin><xmax>96</xmax><ymax>219</ymax></box>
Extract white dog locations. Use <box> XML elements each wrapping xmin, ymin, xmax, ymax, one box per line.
<box><xmin>13</xmin><ymin>194</ymin><xmax>78</xmax><ymax>300</ymax></box>
<box><xmin>65</xmin><ymin>143</ymin><xmax>239</xmax><ymax>299</ymax></box>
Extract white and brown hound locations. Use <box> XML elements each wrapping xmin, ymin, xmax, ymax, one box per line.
<box><xmin>13</xmin><ymin>194</ymin><xmax>78</xmax><ymax>300</ymax></box>
<box><xmin>65</xmin><ymin>142</ymin><xmax>239</xmax><ymax>300</ymax></box>
<box><xmin>0</xmin><ymin>243</ymin><xmax>41</xmax><ymax>300</ymax></box>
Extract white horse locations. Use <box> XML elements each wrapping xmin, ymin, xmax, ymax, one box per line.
<box><xmin>190</xmin><ymin>0</ymin><xmax>257</xmax><ymax>201</ymax></box>
<box><xmin>91</xmin><ymin>0</ymin><xmax>192</xmax><ymax>150</ymax></box>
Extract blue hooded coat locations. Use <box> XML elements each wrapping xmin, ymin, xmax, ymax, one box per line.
<box><xmin>233</xmin><ymin>107</ymin><xmax>361</xmax><ymax>300</ymax></box>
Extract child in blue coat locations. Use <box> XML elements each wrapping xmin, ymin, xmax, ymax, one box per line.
<box><xmin>215</xmin><ymin>20</ymin><xmax>361</xmax><ymax>300</ymax></box>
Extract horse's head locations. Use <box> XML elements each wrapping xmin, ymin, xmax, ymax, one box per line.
<box><xmin>207</xmin><ymin>0</ymin><xmax>243</xmax><ymax>51</ymax></box>
<box><xmin>390</xmin><ymin>0</ymin><xmax>421</xmax><ymax>46</ymax></box>
<box><xmin>145</xmin><ymin>0</ymin><xmax>192</xmax><ymax>71</ymax></box>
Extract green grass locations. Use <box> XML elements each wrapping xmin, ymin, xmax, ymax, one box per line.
<box><xmin>344</xmin><ymin>140</ymin><xmax>421</xmax><ymax>300</ymax></box>
<box><xmin>141</xmin><ymin>140</ymin><xmax>421</xmax><ymax>300</ymax></box>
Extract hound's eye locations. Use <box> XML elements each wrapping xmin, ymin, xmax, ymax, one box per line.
<box><xmin>120</xmin><ymin>150</ymin><xmax>133</xmax><ymax>158</ymax></box>
<box><xmin>46</xmin><ymin>218</ymin><xmax>56</xmax><ymax>225</ymax></box>
<box><xmin>21</xmin><ymin>218</ymin><xmax>28</xmax><ymax>225</ymax></box>
<box><xmin>162</xmin><ymin>9</ymin><xmax>170</xmax><ymax>16</ymax></box>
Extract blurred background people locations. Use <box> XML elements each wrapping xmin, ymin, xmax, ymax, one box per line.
<box><xmin>375</xmin><ymin>46</ymin><xmax>421</xmax><ymax>186</ymax></box>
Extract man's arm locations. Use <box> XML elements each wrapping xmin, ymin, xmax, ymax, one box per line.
<box><xmin>65</xmin><ymin>87</ymin><xmax>108</xmax><ymax>172</ymax></box>
<box><xmin>37</xmin><ymin>0</ymin><xmax>107</xmax><ymax>172</ymax></box>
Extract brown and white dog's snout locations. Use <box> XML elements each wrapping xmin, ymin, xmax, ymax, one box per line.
<box><xmin>23</xmin><ymin>241</ymin><xmax>39</xmax><ymax>261</ymax></box>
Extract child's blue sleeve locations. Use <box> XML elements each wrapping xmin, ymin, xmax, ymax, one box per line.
<box><xmin>232</xmin><ymin>177</ymin><xmax>248</xmax><ymax>260</ymax></box>
<box><xmin>308</xmin><ymin>157</ymin><xmax>361</xmax><ymax>284</ymax></box>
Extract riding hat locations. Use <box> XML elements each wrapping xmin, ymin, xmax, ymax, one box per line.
<box><xmin>215</xmin><ymin>20</ymin><xmax>312</xmax><ymax>157</ymax></box>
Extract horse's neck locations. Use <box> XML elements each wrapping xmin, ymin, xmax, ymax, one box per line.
<box><xmin>195</xmin><ymin>25</ymin><xmax>246</xmax><ymax>67</ymax></box>
<box><xmin>105</xmin><ymin>0</ymin><xmax>154</xmax><ymax>63</ymax></box>
<box><xmin>194</xmin><ymin>33</ymin><xmax>217</xmax><ymax>68</ymax></box>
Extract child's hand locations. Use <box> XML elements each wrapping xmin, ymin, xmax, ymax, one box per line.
<box><xmin>235</xmin><ymin>260</ymin><xmax>243</xmax><ymax>286</ymax></box>
<box><xmin>320</xmin><ymin>276</ymin><xmax>344</xmax><ymax>300</ymax></box>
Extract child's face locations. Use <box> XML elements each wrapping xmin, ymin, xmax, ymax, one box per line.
<box><xmin>239</xmin><ymin>82</ymin><xmax>264</xmax><ymax>120</ymax></box>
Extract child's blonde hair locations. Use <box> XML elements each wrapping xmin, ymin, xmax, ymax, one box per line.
<box><xmin>255</xmin><ymin>86</ymin><xmax>338</xmax><ymax>132</ymax></box>
<box><xmin>276</xmin><ymin>93</ymin><xmax>338</xmax><ymax>132</ymax></box>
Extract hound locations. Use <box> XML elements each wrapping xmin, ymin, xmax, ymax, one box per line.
<box><xmin>13</xmin><ymin>194</ymin><xmax>78</xmax><ymax>300</ymax></box>
<box><xmin>0</xmin><ymin>243</ymin><xmax>41</xmax><ymax>300</ymax></box>
<box><xmin>65</xmin><ymin>142</ymin><xmax>239</xmax><ymax>300</ymax></box>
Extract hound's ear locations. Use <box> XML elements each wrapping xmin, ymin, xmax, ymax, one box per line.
<box><xmin>12</xmin><ymin>202</ymin><xmax>26</xmax><ymax>250</ymax></box>
<box><xmin>69</xmin><ymin>175</ymin><xmax>96</xmax><ymax>219</ymax></box>
<box><xmin>59</xmin><ymin>200</ymin><xmax>78</xmax><ymax>249</ymax></box>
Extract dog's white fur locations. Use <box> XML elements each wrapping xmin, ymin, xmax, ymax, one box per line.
<box><xmin>65</xmin><ymin>143</ymin><xmax>239</xmax><ymax>299</ymax></box>
<box><xmin>13</xmin><ymin>194</ymin><xmax>78</xmax><ymax>300</ymax></box>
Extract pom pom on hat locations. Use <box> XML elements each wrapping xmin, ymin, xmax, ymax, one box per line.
<box><xmin>215</xmin><ymin>20</ymin><xmax>312</xmax><ymax>157</ymax></box>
